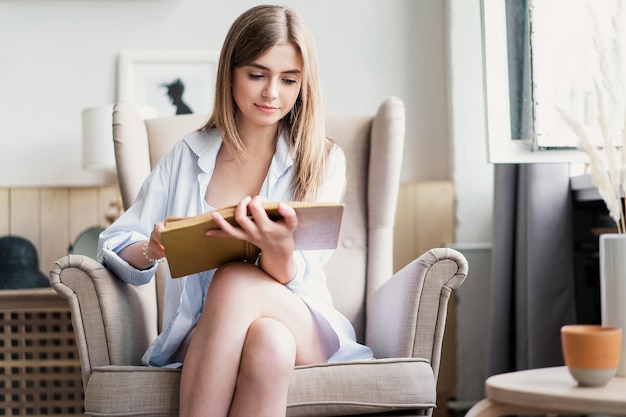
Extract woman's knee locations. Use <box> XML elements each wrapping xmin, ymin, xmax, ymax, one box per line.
<box><xmin>240</xmin><ymin>318</ymin><xmax>296</xmax><ymax>379</ymax></box>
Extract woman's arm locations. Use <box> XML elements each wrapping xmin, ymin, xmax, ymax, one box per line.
<box><xmin>97</xmin><ymin>153</ymin><xmax>172</xmax><ymax>285</ymax></box>
<box><xmin>118</xmin><ymin>220</ymin><xmax>167</xmax><ymax>271</ymax></box>
<box><xmin>253</xmin><ymin>201</ymin><xmax>298</xmax><ymax>283</ymax></box>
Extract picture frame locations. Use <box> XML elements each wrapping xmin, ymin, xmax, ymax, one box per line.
<box><xmin>117</xmin><ymin>50</ymin><xmax>218</xmax><ymax>117</ymax></box>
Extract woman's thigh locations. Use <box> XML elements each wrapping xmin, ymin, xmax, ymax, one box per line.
<box><xmin>202</xmin><ymin>262</ymin><xmax>327</xmax><ymax>365</ymax></box>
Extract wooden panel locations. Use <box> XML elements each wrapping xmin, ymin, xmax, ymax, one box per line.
<box><xmin>69</xmin><ymin>188</ymin><xmax>100</xmax><ymax>243</ymax></box>
<box><xmin>40</xmin><ymin>188</ymin><xmax>71</xmax><ymax>276</ymax></box>
<box><xmin>393</xmin><ymin>181</ymin><xmax>455</xmax><ymax>272</ymax></box>
<box><xmin>0</xmin><ymin>188</ymin><xmax>9</xmax><ymax>236</ymax></box>
<box><xmin>9</xmin><ymin>188</ymin><xmax>41</xmax><ymax>249</ymax></box>
<box><xmin>99</xmin><ymin>185</ymin><xmax>123</xmax><ymax>226</ymax></box>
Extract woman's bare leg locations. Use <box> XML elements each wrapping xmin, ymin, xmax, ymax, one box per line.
<box><xmin>228</xmin><ymin>317</ymin><xmax>295</xmax><ymax>417</ymax></box>
<box><xmin>179</xmin><ymin>262</ymin><xmax>327</xmax><ymax>417</ymax></box>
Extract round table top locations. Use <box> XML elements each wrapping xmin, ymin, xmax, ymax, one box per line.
<box><xmin>486</xmin><ymin>366</ymin><xmax>626</xmax><ymax>415</ymax></box>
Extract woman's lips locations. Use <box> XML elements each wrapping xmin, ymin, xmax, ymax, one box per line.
<box><xmin>256</xmin><ymin>104</ymin><xmax>279</xmax><ymax>114</ymax></box>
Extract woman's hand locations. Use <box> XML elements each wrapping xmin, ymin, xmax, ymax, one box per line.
<box><xmin>146</xmin><ymin>221</ymin><xmax>167</xmax><ymax>260</ymax></box>
<box><xmin>119</xmin><ymin>220</ymin><xmax>167</xmax><ymax>270</ymax></box>
<box><xmin>207</xmin><ymin>195</ymin><xmax>298</xmax><ymax>282</ymax></box>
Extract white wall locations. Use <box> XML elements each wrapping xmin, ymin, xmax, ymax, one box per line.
<box><xmin>0</xmin><ymin>0</ymin><xmax>450</xmax><ymax>186</ymax></box>
<box><xmin>447</xmin><ymin>0</ymin><xmax>494</xmax><ymax>245</ymax></box>
<box><xmin>446</xmin><ymin>0</ymin><xmax>495</xmax><ymax>404</ymax></box>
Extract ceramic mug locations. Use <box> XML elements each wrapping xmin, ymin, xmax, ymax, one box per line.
<box><xmin>561</xmin><ymin>324</ymin><xmax>622</xmax><ymax>387</ymax></box>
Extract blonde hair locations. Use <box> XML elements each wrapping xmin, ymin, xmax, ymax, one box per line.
<box><xmin>201</xmin><ymin>5</ymin><xmax>330</xmax><ymax>201</ymax></box>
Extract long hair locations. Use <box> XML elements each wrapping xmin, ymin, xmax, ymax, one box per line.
<box><xmin>201</xmin><ymin>5</ymin><xmax>329</xmax><ymax>201</ymax></box>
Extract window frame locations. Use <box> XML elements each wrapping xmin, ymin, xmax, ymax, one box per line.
<box><xmin>481</xmin><ymin>0</ymin><xmax>590</xmax><ymax>163</ymax></box>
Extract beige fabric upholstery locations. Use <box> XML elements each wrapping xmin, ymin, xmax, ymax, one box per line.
<box><xmin>49</xmin><ymin>97</ymin><xmax>469</xmax><ymax>417</ymax></box>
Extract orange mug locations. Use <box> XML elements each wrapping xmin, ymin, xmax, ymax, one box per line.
<box><xmin>561</xmin><ymin>324</ymin><xmax>622</xmax><ymax>387</ymax></box>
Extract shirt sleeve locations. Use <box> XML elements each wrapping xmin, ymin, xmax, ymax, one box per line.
<box><xmin>97</xmin><ymin>152</ymin><xmax>173</xmax><ymax>286</ymax></box>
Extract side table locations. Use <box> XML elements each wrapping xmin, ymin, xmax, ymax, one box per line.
<box><xmin>465</xmin><ymin>366</ymin><xmax>626</xmax><ymax>417</ymax></box>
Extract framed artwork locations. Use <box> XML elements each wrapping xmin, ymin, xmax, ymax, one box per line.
<box><xmin>117</xmin><ymin>50</ymin><xmax>218</xmax><ymax>117</ymax></box>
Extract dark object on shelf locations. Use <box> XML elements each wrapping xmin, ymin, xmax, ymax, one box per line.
<box><xmin>0</xmin><ymin>235</ymin><xmax>49</xmax><ymax>289</ymax></box>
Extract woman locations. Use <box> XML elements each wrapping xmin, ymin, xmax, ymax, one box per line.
<box><xmin>98</xmin><ymin>5</ymin><xmax>373</xmax><ymax>417</ymax></box>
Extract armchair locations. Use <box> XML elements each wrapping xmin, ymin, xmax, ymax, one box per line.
<box><xmin>49</xmin><ymin>97</ymin><xmax>468</xmax><ymax>416</ymax></box>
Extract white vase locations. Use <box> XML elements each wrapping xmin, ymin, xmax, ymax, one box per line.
<box><xmin>599</xmin><ymin>233</ymin><xmax>626</xmax><ymax>377</ymax></box>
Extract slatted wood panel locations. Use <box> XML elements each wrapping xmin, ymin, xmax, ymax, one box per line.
<box><xmin>393</xmin><ymin>181</ymin><xmax>455</xmax><ymax>272</ymax></box>
<box><xmin>0</xmin><ymin>189</ymin><xmax>9</xmax><ymax>237</ymax></box>
<box><xmin>0</xmin><ymin>186</ymin><xmax>120</xmax><ymax>276</ymax></box>
<box><xmin>0</xmin><ymin>288</ymin><xmax>83</xmax><ymax>416</ymax></box>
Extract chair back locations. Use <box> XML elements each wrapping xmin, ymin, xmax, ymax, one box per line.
<box><xmin>112</xmin><ymin>98</ymin><xmax>405</xmax><ymax>341</ymax></box>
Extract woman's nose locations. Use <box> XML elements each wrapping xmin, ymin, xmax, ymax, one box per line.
<box><xmin>262</xmin><ymin>79</ymin><xmax>279</xmax><ymax>99</ymax></box>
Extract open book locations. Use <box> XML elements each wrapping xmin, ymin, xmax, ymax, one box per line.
<box><xmin>161</xmin><ymin>202</ymin><xmax>344</xmax><ymax>278</ymax></box>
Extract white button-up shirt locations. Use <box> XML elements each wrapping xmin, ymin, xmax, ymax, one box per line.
<box><xmin>98</xmin><ymin>129</ymin><xmax>373</xmax><ymax>367</ymax></box>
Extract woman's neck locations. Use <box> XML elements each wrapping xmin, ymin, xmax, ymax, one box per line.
<box><xmin>236</xmin><ymin>121</ymin><xmax>280</xmax><ymax>152</ymax></box>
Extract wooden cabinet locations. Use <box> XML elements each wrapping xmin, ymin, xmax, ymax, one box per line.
<box><xmin>0</xmin><ymin>288</ymin><xmax>83</xmax><ymax>416</ymax></box>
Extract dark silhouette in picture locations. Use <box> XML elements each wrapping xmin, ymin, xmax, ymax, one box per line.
<box><xmin>162</xmin><ymin>78</ymin><xmax>193</xmax><ymax>114</ymax></box>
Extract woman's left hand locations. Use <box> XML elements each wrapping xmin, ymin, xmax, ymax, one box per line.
<box><xmin>206</xmin><ymin>196</ymin><xmax>298</xmax><ymax>281</ymax></box>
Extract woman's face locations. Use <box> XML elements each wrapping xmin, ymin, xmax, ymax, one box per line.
<box><xmin>232</xmin><ymin>42</ymin><xmax>302</xmax><ymax>131</ymax></box>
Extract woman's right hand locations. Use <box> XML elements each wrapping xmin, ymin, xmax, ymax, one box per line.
<box><xmin>146</xmin><ymin>221</ymin><xmax>167</xmax><ymax>260</ymax></box>
<box><xmin>119</xmin><ymin>220</ymin><xmax>167</xmax><ymax>270</ymax></box>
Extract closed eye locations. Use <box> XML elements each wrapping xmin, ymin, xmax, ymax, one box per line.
<box><xmin>244</xmin><ymin>63</ymin><xmax>301</xmax><ymax>83</ymax></box>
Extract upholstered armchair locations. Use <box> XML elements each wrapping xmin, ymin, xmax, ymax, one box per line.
<box><xmin>49</xmin><ymin>97</ymin><xmax>468</xmax><ymax>416</ymax></box>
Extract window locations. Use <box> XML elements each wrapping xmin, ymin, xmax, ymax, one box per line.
<box><xmin>481</xmin><ymin>0</ymin><xmax>622</xmax><ymax>163</ymax></box>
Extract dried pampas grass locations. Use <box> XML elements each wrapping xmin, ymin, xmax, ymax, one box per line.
<box><xmin>559</xmin><ymin>0</ymin><xmax>626</xmax><ymax>233</ymax></box>
<box><xmin>561</xmin><ymin>107</ymin><xmax>625</xmax><ymax>232</ymax></box>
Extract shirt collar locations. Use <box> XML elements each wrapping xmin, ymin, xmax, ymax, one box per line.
<box><xmin>183</xmin><ymin>130</ymin><xmax>221</xmax><ymax>174</ymax></box>
<box><xmin>183</xmin><ymin>128</ymin><xmax>294</xmax><ymax>176</ymax></box>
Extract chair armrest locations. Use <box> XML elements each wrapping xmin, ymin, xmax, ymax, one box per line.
<box><xmin>365</xmin><ymin>248</ymin><xmax>468</xmax><ymax>381</ymax></box>
<box><xmin>49</xmin><ymin>255</ymin><xmax>158</xmax><ymax>387</ymax></box>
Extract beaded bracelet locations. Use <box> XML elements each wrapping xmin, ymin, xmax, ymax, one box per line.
<box><xmin>142</xmin><ymin>240</ymin><xmax>165</xmax><ymax>264</ymax></box>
